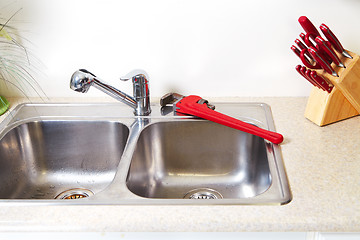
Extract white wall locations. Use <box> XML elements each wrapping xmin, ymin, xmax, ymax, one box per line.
<box><xmin>2</xmin><ymin>0</ymin><xmax>360</xmax><ymax>98</ymax></box>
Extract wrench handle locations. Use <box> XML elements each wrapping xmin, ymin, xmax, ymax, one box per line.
<box><xmin>176</xmin><ymin>95</ymin><xmax>284</xmax><ymax>144</ymax></box>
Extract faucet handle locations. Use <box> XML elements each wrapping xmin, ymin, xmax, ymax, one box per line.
<box><xmin>120</xmin><ymin>69</ymin><xmax>151</xmax><ymax>116</ymax></box>
<box><xmin>120</xmin><ymin>69</ymin><xmax>149</xmax><ymax>82</ymax></box>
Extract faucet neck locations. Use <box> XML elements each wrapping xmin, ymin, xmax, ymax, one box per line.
<box><xmin>70</xmin><ymin>69</ymin><xmax>151</xmax><ymax>116</ymax></box>
<box><xmin>132</xmin><ymin>74</ymin><xmax>151</xmax><ymax>116</ymax></box>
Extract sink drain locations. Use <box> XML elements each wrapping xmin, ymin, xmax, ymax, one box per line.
<box><xmin>184</xmin><ymin>188</ymin><xmax>223</xmax><ymax>199</ymax></box>
<box><xmin>55</xmin><ymin>188</ymin><xmax>94</xmax><ymax>199</ymax></box>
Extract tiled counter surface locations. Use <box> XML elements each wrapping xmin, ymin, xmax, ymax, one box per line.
<box><xmin>0</xmin><ymin>97</ymin><xmax>359</xmax><ymax>232</ymax></box>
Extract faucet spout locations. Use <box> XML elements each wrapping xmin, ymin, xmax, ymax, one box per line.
<box><xmin>70</xmin><ymin>69</ymin><xmax>151</xmax><ymax>116</ymax></box>
<box><xmin>92</xmin><ymin>78</ymin><xmax>137</xmax><ymax>109</ymax></box>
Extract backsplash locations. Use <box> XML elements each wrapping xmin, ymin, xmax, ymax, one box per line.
<box><xmin>3</xmin><ymin>0</ymin><xmax>360</xmax><ymax>98</ymax></box>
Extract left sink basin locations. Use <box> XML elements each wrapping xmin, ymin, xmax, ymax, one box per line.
<box><xmin>0</xmin><ymin>119</ymin><xmax>129</xmax><ymax>199</ymax></box>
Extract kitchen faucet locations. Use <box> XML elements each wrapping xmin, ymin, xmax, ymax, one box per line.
<box><xmin>70</xmin><ymin>69</ymin><xmax>151</xmax><ymax>116</ymax></box>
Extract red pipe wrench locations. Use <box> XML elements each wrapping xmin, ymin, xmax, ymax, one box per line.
<box><xmin>160</xmin><ymin>93</ymin><xmax>284</xmax><ymax>144</ymax></box>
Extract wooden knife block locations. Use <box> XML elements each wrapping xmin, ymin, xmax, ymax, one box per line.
<box><xmin>305</xmin><ymin>51</ymin><xmax>360</xmax><ymax>126</ymax></box>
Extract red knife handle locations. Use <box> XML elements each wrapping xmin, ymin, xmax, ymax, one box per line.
<box><xmin>295</xmin><ymin>39</ymin><xmax>307</xmax><ymax>50</ymax></box>
<box><xmin>295</xmin><ymin>65</ymin><xmax>305</xmax><ymax>77</ymax></box>
<box><xmin>306</xmin><ymin>69</ymin><xmax>330</xmax><ymax>92</ymax></box>
<box><xmin>296</xmin><ymin>65</ymin><xmax>318</xmax><ymax>88</ymax></box>
<box><xmin>298</xmin><ymin>16</ymin><xmax>320</xmax><ymax>36</ymax></box>
<box><xmin>310</xmin><ymin>71</ymin><xmax>333</xmax><ymax>93</ymax></box>
<box><xmin>302</xmin><ymin>33</ymin><xmax>333</xmax><ymax>63</ymax></box>
<box><xmin>300</xmin><ymin>66</ymin><xmax>320</xmax><ymax>88</ymax></box>
<box><xmin>315</xmin><ymin>36</ymin><xmax>343</xmax><ymax>67</ymax></box>
<box><xmin>308</xmin><ymin>47</ymin><xmax>338</xmax><ymax>77</ymax></box>
<box><xmin>291</xmin><ymin>45</ymin><xmax>301</xmax><ymax>58</ymax></box>
<box><xmin>305</xmin><ymin>69</ymin><xmax>322</xmax><ymax>89</ymax></box>
<box><xmin>320</xmin><ymin>23</ymin><xmax>344</xmax><ymax>53</ymax></box>
<box><xmin>300</xmin><ymin>32</ymin><xmax>332</xmax><ymax>62</ymax></box>
<box><xmin>320</xmin><ymin>23</ymin><xmax>353</xmax><ymax>59</ymax></box>
<box><xmin>298</xmin><ymin>34</ymin><xmax>331</xmax><ymax>66</ymax></box>
<box><xmin>175</xmin><ymin>95</ymin><xmax>284</xmax><ymax>144</ymax></box>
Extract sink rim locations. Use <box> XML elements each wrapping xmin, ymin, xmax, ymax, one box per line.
<box><xmin>0</xmin><ymin>102</ymin><xmax>292</xmax><ymax>205</ymax></box>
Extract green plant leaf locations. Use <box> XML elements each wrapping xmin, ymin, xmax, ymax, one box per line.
<box><xmin>0</xmin><ymin>96</ymin><xmax>9</xmax><ymax>115</ymax></box>
<box><xmin>0</xmin><ymin>28</ymin><xmax>12</xmax><ymax>41</ymax></box>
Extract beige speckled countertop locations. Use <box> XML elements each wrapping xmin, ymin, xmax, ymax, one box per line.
<box><xmin>0</xmin><ymin>97</ymin><xmax>359</xmax><ymax>232</ymax></box>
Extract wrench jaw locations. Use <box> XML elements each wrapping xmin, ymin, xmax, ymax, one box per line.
<box><xmin>159</xmin><ymin>92</ymin><xmax>184</xmax><ymax>107</ymax></box>
<box><xmin>160</xmin><ymin>93</ymin><xmax>185</xmax><ymax>116</ymax></box>
<box><xmin>160</xmin><ymin>92</ymin><xmax>216</xmax><ymax>116</ymax></box>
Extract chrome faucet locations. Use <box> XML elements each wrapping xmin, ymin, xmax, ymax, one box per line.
<box><xmin>70</xmin><ymin>69</ymin><xmax>151</xmax><ymax>116</ymax></box>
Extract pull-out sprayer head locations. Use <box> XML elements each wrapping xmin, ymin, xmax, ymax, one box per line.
<box><xmin>70</xmin><ymin>69</ymin><xmax>96</xmax><ymax>93</ymax></box>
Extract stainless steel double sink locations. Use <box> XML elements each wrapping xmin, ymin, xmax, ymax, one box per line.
<box><xmin>0</xmin><ymin>103</ymin><xmax>291</xmax><ymax>205</ymax></box>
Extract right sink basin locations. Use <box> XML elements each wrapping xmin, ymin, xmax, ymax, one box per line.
<box><xmin>126</xmin><ymin>101</ymin><xmax>291</xmax><ymax>205</ymax></box>
<box><xmin>126</xmin><ymin>120</ymin><xmax>272</xmax><ymax>199</ymax></box>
